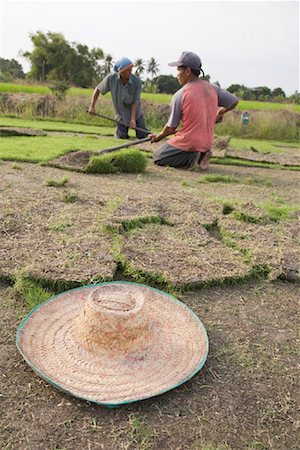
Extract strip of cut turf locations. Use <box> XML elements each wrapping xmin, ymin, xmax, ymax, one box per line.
<box><xmin>230</xmin><ymin>138</ymin><xmax>300</xmax><ymax>154</ymax></box>
<box><xmin>0</xmin><ymin>135</ymin><xmax>122</xmax><ymax>162</ymax></box>
<box><xmin>211</xmin><ymin>157</ymin><xmax>300</xmax><ymax>171</ymax></box>
<box><xmin>0</xmin><ymin>116</ymin><xmax>117</xmax><ymax>136</ymax></box>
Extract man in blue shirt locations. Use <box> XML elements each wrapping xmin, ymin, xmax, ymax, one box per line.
<box><xmin>88</xmin><ymin>57</ymin><xmax>148</xmax><ymax>139</ymax></box>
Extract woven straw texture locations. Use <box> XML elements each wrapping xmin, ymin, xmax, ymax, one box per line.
<box><xmin>16</xmin><ymin>282</ymin><xmax>208</xmax><ymax>406</ymax></box>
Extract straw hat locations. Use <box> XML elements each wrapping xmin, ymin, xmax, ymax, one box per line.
<box><xmin>16</xmin><ymin>282</ymin><xmax>208</xmax><ymax>407</ymax></box>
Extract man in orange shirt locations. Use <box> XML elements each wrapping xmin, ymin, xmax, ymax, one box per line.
<box><xmin>150</xmin><ymin>52</ymin><xmax>238</xmax><ymax>170</ymax></box>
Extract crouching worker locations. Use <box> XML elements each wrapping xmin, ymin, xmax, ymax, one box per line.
<box><xmin>88</xmin><ymin>57</ymin><xmax>148</xmax><ymax>139</ymax></box>
<box><xmin>150</xmin><ymin>51</ymin><xmax>238</xmax><ymax>170</ymax></box>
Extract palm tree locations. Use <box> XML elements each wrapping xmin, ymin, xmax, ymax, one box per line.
<box><xmin>134</xmin><ymin>58</ymin><xmax>145</xmax><ymax>78</ymax></box>
<box><xmin>147</xmin><ymin>57</ymin><xmax>159</xmax><ymax>80</ymax></box>
<box><xmin>101</xmin><ymin>53</ymin><xmax>113</xmax><ymax>76</ymax></box>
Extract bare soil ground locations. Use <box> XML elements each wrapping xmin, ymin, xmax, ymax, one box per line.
<box><xmin>0</xmin><ymin>155</ymin><xmax>299</xmax><ymax>449</ymax></box>
<box><xmin>1</xmin><ymin>280</ymin><xmax>299</xmax><ymax>450</ymax></box>
<box><xmin>1</xmin><ymin>160</ymin><xmax>299</xmax><ymax>285</ymax></box>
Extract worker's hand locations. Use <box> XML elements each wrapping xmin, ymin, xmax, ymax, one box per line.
<box><xmin>150</xmin><ymin>133</ymin><xmax>161</xmax><ymax>143</ymax></box>
<box><xmin>215</xmin><ymin>113</ymin><xmax>223</xmax><ymax>123</ymax></box>
<box><xmin>88</xmin><ymin>106</ymin><xmax>96</xmax><ymax>115</ymax></box>
<box><xmin>129</xmin><ymin>119</ymin><xmax>136</xmax><ymax>129</ymax></box>
<box><xmin>215</xmin><ymin>107</ymin><xmax>226</xmax><ymax>123</ymax></box>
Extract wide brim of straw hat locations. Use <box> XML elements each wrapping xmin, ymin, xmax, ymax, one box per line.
<box><xmin>16</xmin><ymin>282</ymin><xmax>208</xmax><ymax>407</ymax></box>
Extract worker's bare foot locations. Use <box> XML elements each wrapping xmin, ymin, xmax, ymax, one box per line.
<box><xmin>188</xmin><ymin>152</ymin><xmax>202</xmax><ymax>171</ymax></box>
<box><xmin>199</xmin><ymin>150</ymin><xmax>212</xmax><ymax>170</ymax></box>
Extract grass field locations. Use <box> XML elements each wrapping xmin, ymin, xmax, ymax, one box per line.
<box><xmin>0</xmin><ymin>135</ymin><xmax>119</xmax><ymax>162</ymax></box>
<box><xmin>0</xmin><ymin>117</ymin><xmax>299</xmax><ymax>168</ymax></box>
<box><xmin>229</xmin><ymin>138</ymin><xmax>299</xmax><ymax>153</ymax></box>
<box><xmin>1</xmin><ymin>81</ymin><xmax>299</xmax><ymax>112</ymax></box>
<box><xmin>0</xmin><ymin>116</ymin><xmax>117</xmax><ymax>135</ymax></box>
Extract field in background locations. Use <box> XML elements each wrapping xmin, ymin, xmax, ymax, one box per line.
<box><xmin>1</xmin><ymin>81</ymin><xmax>300</xmax><ymax>112</ymax></box>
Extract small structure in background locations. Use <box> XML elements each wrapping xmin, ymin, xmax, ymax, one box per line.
<box><xmin>241</xmin><ymin>111</ymin><xmax>250</xmax><ymax>124</ymax></box>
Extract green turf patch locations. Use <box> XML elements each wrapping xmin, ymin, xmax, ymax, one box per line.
<box><xmin>46</xmin><ymin>176</ymin><xmax>69</xmax><ymax>187</ymax></box>
<box><xmin>232</xmin><ymin>211</ymin><xmax>267</xmax><ymax>224</ymax></box>
<box><xmin>0</xmin><ymin>82</ymin><xmax>49</xmax><ymax>94</ymax></box>
<box><xmin>198</xmin><ymin>174</ymin><xmax>240</xmax><ymax>184</ymax></box>
<box><xmin>261</xmin><ymin>203</ymin><xmax>300</xmax><ymax>221</ymax></box>
<box><xmin>211</xmin><ymin>156</ymin><xmax>300</xmax><ymax>171</ymax></box>
<box><xmin>0</xmin><ymin>116</ymin><xmax>117</xmax><ymax>136</ymax></box>
<box><xmin>230</xmin><ymin>138</ymin><xmax>299</xmax><ymax>154</ymax></box>
<box><xmin>237</xmin><ymin>100</ymin><xmax>300</xmax><ymax>113</ymax></box>
<box><xmin>60</xmin><ymin>192</ymin><xmax>80</xmax><ymax>203</ymax></box>
<box><xmin>14</xmin><ymin>272</ymin><xmax>53</xmax><ymax>310</ymax></box>
<box><xmin>86</xmin><ymin>149</ymin><xmax>148</xmax><ymax>174</ymax></box>
<box><xmin>0</xmin><ymin>135</ymin><xmax>120</xmax><ymax>162</ymax></box>
<box><xmin>198</xmin><ymin>173</ymin><xmax>273</xmax><ymax>187</ymax></box>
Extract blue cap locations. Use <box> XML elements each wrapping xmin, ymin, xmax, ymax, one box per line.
<box><xmin>114</xmin><ymin>57</ymin><xmax>133</xmax><ymax>73</ymax></box>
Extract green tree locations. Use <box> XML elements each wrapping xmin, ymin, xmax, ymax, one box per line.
<box><xmin>253</xmin><ymin>86</ymin><xmax>272</xmax><ymax>101</ymax></box>
<box><xmin>70</xmin><ymin>44</ymin><xmax>104</xmax><ymax>87</ymax></box>
<box><xmin>153</xmin><ymin>74</ymin><xmax>180</xmax><ymax>94</ymax></box>
<box><xmin>288</xmin><ymin>91</ymin><xmax>300</xmax><ymax>104</ymax></box>
<box><xmin>272</xmin><ymin>87</ymin><xmax>286</xmax><ymax>99</ymax></box>
<box><xmin>24</xmin><ymin>31</ymin><xmax>74</xmax><ymax>82</ymax></box>
<box><xmin>99</xmin><ymin>53</ymin><xmax>114</xmax><ymax>78</ymax></box>
<box><xmin>227</xmin><ymin>84</ymin><xmax>244</xmax><ymax>94</ymax></box>
<box><xmin>49</xmin><ymin>80</ymin><xmax>70</xmax><ymax>100</ymax></box>
<box><xmin>23</xmin><ymin>31</ymin><xmax>104</xmax><ymax>87</ymax></box>
<box><xmin>134</xmin><ymin>58</ymin><xmax>145</xmax><ymax>78</ymax></box>
<box><xmin>0</xmin><ymin>58</ymin><xmax>25</xmax><ymax>80</ymax></box>
<box><xmin>147</xmin><ymin>57</ymin><xmax>159</xmax><ymax>79</ymax></box>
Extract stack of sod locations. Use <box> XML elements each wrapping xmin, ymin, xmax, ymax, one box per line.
<box><xmin>86</xmin><ymin>149</ymin><xmax>148</xmax><ymax>174</ymax></box>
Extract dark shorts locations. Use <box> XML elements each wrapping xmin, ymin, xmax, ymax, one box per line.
<box><xmin>153</xmin><ymin>142</ymin><xmax>209</xmax><ymax>169</ymax></box>
<box><xmin>115</xmin><ymin>115</ymin><xmax>149</xmax><ymax>139</ymax></box>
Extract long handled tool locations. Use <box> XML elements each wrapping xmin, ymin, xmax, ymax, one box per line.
<box><xmin>87</xmin><ymin>111</ymin><xmax>151</xmax><ymax>136</ymax></box>
<box><xmin>95</xmin><ymin>136</ymin><xmax>151</xmax><ymax>155</ymax></box>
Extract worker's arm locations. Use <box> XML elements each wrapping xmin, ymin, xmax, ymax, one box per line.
<box><xmin>88</xmin><ymin>87</ymin><xmax>100</xmax><ymax>114</ymax></box>
<box><xmin>214</xmin><ymin>86</ymin><xmax>239</xmax><ymax>123</ymax></box>
<box><xmin>130</xmin><ymin>102</ymin><xmax>138</xmax><ymax>129</ymax></box>
<box><xmin>151</xmin><ymin>89</ymin><xmax>182</xmax><ymax>142</ymax></box>
<box><xmin>88</xmin><ymin>75</ymin><xmax>111</xmax><ymax>114</ymax></box>
<box><xmin>215</xmin><ymin>99</ymin><xmax>239</xmax><ymax>123</ymax></box>
<box><xmin>150</xmin><ymin>125</ymin><xmax>177</xmax><ymax>143</ymax></box>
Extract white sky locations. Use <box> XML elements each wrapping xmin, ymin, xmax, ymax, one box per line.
<box><xmin>0</xmin><ymin>0</ymin><xmax>299</xmax><ymax>95</ymax></box>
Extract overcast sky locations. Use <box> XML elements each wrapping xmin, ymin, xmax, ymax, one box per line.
<box><xmin>0</xmin><ymin>0</ymin><xmax>299</xmax><ymax>95</ymax></box>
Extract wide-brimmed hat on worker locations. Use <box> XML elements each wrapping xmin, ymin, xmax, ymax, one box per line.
<box><xmin>114</xmin><ymin>57</ymin><xmax>134</xmax><ymax>74</ymax></box>
<box><xmin>169</xmin><ymin>51</ymin><xmax>202</xmax><ymax>71</ymax></box>
<box><xmin>16</xmin><ymin>282</ymin><xmax>209</xmax><ymax>407</ymax></box>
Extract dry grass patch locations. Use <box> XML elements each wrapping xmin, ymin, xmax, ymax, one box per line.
<box><xmin>218</xmin><ymin>215</ymin><xmax>300</xmax><ymax>280</ymax></box>
<box><xmin>120</xmin><ymin>223</ymin><xmax>250</xmax><ymax>287</ymax></box>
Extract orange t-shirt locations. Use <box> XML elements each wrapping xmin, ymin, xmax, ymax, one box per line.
<box><xmin>168</xmin><ymin>80</ymin><xmax>218</xmax><ymax>152</ymax></box>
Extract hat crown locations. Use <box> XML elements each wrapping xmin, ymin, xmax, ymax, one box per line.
<box><xmin>89</xmin><ymin>285</ymin><xmax>143</xmax><ymax>315</ymax></box>
<box><xmin>74</xmin><ymin>285</ymin><xmax>150</xmax><ymax>355</ymax></box>
<box><xmin>169</xmin><ymin>51</ymin><xmax>202</xmax><ymax>70</ymax></box>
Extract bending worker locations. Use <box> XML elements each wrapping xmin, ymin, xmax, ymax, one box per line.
<box><xmin>88</xmin><ymin>57</ymin><xmax>148</xmax><ymax>139</ymax></box>
<box><xmin>150</xmin><ymin>51</ymin><xmax>238</xmax><ymax>170</ymax></box>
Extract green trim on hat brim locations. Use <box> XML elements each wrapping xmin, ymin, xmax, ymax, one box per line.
<box><xmin>16</xmin><ymin>281</ymin><xmax>209</xmax><ymax>408</ymax></box>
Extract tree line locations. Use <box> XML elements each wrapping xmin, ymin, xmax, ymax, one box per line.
<box><xmin>0</xmin><ymin>31</ymin><xmax>160</xmax><ymax>89</ymax></box>
<box><xmin>0</xmin><ymin>31</ymin><xmax>298</xmax><ymax>103</ymax></box>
